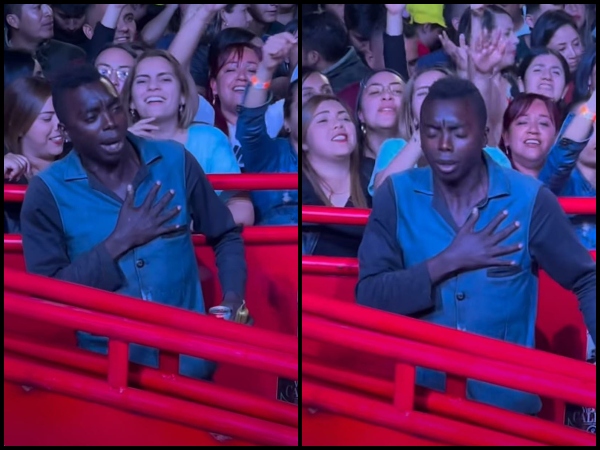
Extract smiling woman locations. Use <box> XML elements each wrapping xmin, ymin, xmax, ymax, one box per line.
<box><xmin>4</xmin><ymin>76</ymin><xmax>65</xmax><ymax>232</ymax></box>
<box><xmin>301</xmin><ymin>95</ymin><xmax>372</xmax><ymax>258</ymax></box>
<box><xmin>122</xmin><ymin>49</ymin><xmax>255</xmax><ymax>226</ymax></box>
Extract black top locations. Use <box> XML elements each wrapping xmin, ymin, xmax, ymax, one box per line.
<box><xmin>302</xmin><ymin>158</ymin><xmax>374</xmax><ymax>258</ymax></box>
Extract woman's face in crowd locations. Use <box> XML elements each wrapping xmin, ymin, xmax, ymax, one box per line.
<box><xmin>96</xmin><ymin>47</ymin><xmax>135</xmax><ymax>94</ymax></box>
<box><xmin>547</xmin><ymin>25</ymin><xmax>584</xmax><ymax>74</ymax></box>
<box><xmin>578</xmin><ymin>123</ymin><xmax>596</xmax><ymax>168</ymax></box>
<box><xmin>21</xmin><ymin>96</ymin><xmax>64</xmax><ymax>159</ymax></box>
<box><xmin>412</xmin><ymin>70</ymin><xmax>447</xmax><ymax>126</ymax></box>
<box><xmin>495</xmin><ymin>13</ymin><xmax>519</xmax><ymax>69</ymax></box>
<box><xmin>305</xmin><ymin>100</ymin><xmax>357</xmax><ymax>160</ymax></box>
<box><xmin>523</xmin><ymin>54</ymin><xmax>567</xmax><ymax>102</ymax></box>
<box><xmin>503</xmin><ymin>99</ymin><xmax>557</xmax><ymax>169</ymax></box>
<box><xmin>131</xmin><ymin>56</ymin><xmax>184</xmax><ymax>121</ymax></box>
<box><xmin>564</xmin><ymin>4</ymin><xmax>586</xmax><ymax>29</ymax></box>
<box><xmin>359</xmin><ymin>71</ymin><xmax>404</xmax><ymax>131</ymax></box>
<box><xmin>222</xmin><ymin>4</ymin><xmax>252</xmax><ymax>29</ymax></box>
<box><xmin>211</xmin><ymin>47</ymin><xmax>260</xmax><ymax>112</ymax></box>
<box><xmin>301</xmin><ymin>72</ymin><xmax>333</xmax><ymax>104</ymax></box>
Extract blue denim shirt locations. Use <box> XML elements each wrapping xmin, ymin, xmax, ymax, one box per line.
<box><xmin>236</xmin><ymin>102</ymin><xmax>298</xmax><ymax>225</ymax></box>
<box><xmin>389</xmin><ymin>155</ymin><xmax>543</xmax><ymax>413</ymax></box>
<box><xmin>37</xmin><ymin>135</ymin><xmax>215</xmax><ymax>380</ymax></box>
<box><xmin>538</xmin><ymin>113</ymin><xmax>596</xmax><ymax>249</ymax></box>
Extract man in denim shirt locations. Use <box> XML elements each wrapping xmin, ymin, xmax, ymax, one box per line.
<box><xmin>21</xmin><ymin>66</ymin><xmax>247</xmax><ymax>381</ymax></box>
<box><xmin>357</xmin><ymin>78</ymin><xmax>596</xmax><ymax>415</ymax></box>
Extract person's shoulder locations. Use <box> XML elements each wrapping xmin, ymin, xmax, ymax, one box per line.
<box><xmin>187</xmin><ymin>123</ymin><xmax>229</xmax><ymax>143</ymax></box>
<box><xmin>388</xmin><ymin>165</ymin><xmax>430</xmax><ymax>189</ymax></box>
<box><xmin>48</xmin><ymin>39</ymin><xmax>86</xmax><ymax>57</ymax></box>
<box><xmin>483</xmin><ymin>146</ymin><xmax>512</xmax><ymax>168</ymax></box>
<box><xmin>496</xmin><ymin>162</ymin><xmax>544</xmax><ymax>195</ymax></box>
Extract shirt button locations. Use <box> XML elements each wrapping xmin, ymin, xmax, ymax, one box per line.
<box><xmin>456</xmin><ymin>292</ymin><xmax>466</xmax><ymax>301</ymax></box>
<box><xmin>136</xmin><ymin>259</ymin><xmax>145</xmax><ymax>268</ymax></box>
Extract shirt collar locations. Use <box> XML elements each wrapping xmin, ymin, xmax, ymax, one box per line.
<box><xmin>64</xmin><ymin>133</ymin><xmax>162</xmax><ymax>181</ymax></box>
<box><xmin>413</xmin><ymin>153</ymin><xmax>511</xmax><ymax>200</ymax></box>
<box><xmin>322</xmin><ymin>47</ymin><xmax>358</xmax><ymax>76</ymax></box>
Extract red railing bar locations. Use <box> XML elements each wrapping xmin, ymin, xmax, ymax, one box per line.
<box><xmin>5</xmin><ymin>292</ymin><xmax>297</xmax><ymax>379</ymax></box>
<box><xmin>302</xmin><ymin>198</ymin><xmax>597</xmax><ymax>225</ymax></box>
<box><xmin>4</xmin><ymin>335</ymin><xmax>298</xmax><ymax>428</ymax></box>
<box><xmin>5</xmin><ymin>355</ymin><xmax>297</xmax><ymax>446</ymax></box>
<box><xmin>303</xmin><ymin>381</ymin><xmax>543</xmax><ymax>446</ymax></box>
<box><xmin>3</xmin><ymin>174</ymin><xmax>298</xmax><ymax>203</ymax></box>
<box><xmin>301</xmin><ymin>361</ymin><xmax>594</xmax><ymax>446</ymax></box>
<box><xmin>302</xmin><ymin>316</ymin><xmax>595</xmax><ymax>407</ymax></box>
<box><xmin>4</xmin><ymin>269</ymin><xmax>297</xmax><ymax>356</ymax></box>
<box><xmin>4</xmin><ymin>227</ymin><xmax>298</xmax><ymax>251</ymax></box>
<box><xmin>302</xmin><ymin>294</ymin><xmax>595</xmax><ymax>384</ymax></box>
<box><xmin>302</xmin><ymin>256</ymin><xmax>358</xmax><ymax>275</ymax></box>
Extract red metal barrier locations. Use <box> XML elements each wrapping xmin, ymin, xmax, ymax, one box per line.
<box><xmin>4</xmin><ymin>174</ymin><xmax>299</xmax><ymax>446</ymax></box>
<box><xmin>3</xmin><ymin>174</ymin><xmax>298</xmax><ymax>202</ymax></box>
<box><xmin>302</xmin><ymin>302</ymin><xmax>596</xmax><ymax>446</ymax></box>
<box><xmin>303</xmin><ymin>294</ymin><xmax>594</xmax><ymax>385</ymax></box>
<box><xmin>302</xmin><ymin>197</ymin><xmax>597</xmax><ymax>224</ymax></box>
<box><xmin>301</xmin><ymin>199</ymin><xmax>596</xmax><ymax>445</ymax></box>
<box><xmin>6</xmin><ymin>355</ymin><xmax>296</xmax><ymax>446</ymax></box>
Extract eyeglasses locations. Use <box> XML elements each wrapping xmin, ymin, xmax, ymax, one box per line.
<box><xmin>97</xmin><ymin>66</ymin><xmax>131</xmax><ymax>82</ymax></box>
<box><xmin>364</xmin><ymin>83</ymin><xmax>404</xmax><ymax>97</ymax></box>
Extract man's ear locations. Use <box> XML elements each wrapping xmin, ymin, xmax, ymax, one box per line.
<box><xmin>306</xmin><ymin>50</ymin><xmax>320</xmax><ymax>67</ymax></box>
<box><xmin>6</xmin><ymin>14</ymin><xmax>20</xmax><ymax>31</ymax></box>
<box><xmin>524</xmin><ymin>14</ymin><xmax>535</xmax><ymax>29</ymax></box>
<box><xmin>82</xmin><ymin>23</ymin><xmax>94</xmax><ymax>40</ymax></box>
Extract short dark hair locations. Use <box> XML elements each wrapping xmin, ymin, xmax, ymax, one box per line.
<box><xmin>51</xmin><ymin>64</ymin><xmax>103</xmax><ymax>123</ymax></box>
<box><xmin>344</xmin><ymin>4</ymin><xmax>386</xmax><ymax>41</ymax></box>
<box><xmin>422</xmin><ymin>77</ymin><xmax>488</xmax><ymax>129</ymax></box>
<box><xmin>530</xmin><ymin>10</ymin><xmax>579</xmax><ymax>48</ymax></box>
<box><xmin>4</xmin><ymin>49</ymin><xmax>37</xmax><ymax>89</ymax></box>
<box><xmin>302</xmin><ymin>12</ymin><xmax>349</xmax><ymax>64</ymax></box>
<box><xmin>52</xmin><ymin>4</ymin><xmax>87</xmax><ymax>18</ymax></box>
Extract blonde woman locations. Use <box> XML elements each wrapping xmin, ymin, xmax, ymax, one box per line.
<box><xmin>122</xmin><ymin>49</ymin><xmax>254</xmax><ymax>225</ymax></box>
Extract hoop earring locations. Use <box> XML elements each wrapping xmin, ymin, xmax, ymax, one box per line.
<box><xmin>360</xmin><ymin>123</ymin><xmax>367</xmax><ymax>135</ymax></box>
<box><xmin>129</xmin><ymin>108</ymin><xmax>138</xmax><ymax>119</ymax></box>
<box><xmin>179</xmin><ymin>104</ymin><xmax>185</xmax><ymax>114</ymax></box>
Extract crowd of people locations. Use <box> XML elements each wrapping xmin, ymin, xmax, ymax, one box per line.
<box><xmin>4</xmin><ymin>4</ymin><xmax>297</xmax><ymax>380</ymax></box>
<box><xmin>300</xmin><ymin>4</ymin><xmax>595</xmax><ymax>432</ymax></box>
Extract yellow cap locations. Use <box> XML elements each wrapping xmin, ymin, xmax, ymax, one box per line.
<box><xmin>406</xmin><ymin>5</ymin><xmax>446</xmax><ymax>28</ymax></box>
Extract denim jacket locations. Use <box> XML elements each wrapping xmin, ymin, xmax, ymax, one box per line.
<box><xmin>538</xmin><ymin>113</ymin><xmax>596</xmax><ymax>249</ymax></box>
<box><xmin>236</xmin><ymin>102</ymin><xmax>298</xmax><ymax>225</ymax></box>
